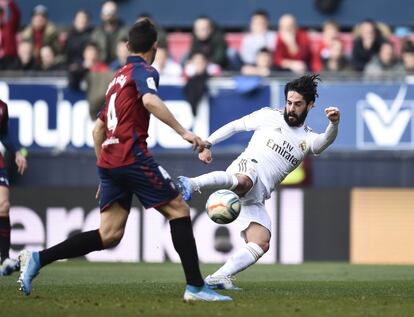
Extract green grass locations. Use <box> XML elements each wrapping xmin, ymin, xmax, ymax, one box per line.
<box><xmin>1</xmin><ymin>262</ymin><xmax>413</xmax><ymax>317</ymax></box>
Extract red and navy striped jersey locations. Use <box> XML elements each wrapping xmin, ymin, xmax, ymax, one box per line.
<box><xmin>97</xmin><ymin>56</ymin><xmax>160</xmax><ymax>169</ymax></box>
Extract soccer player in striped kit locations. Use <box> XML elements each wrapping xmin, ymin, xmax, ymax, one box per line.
<box><xmin>18</xmin><ymin>19</ymin><xmax>231</xmax><ymax>302</ymax></box>
<box><xmin>0</xmin><ymin>99</ymin><xmax>27</xmax><ymax>276</ymax></box>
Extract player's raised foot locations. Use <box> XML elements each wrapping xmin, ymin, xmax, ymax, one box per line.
<box><xmin>183</xmin><ymin>284</ymin><xmax>232</xmax><ymax>302</ymax></box>
<box><xmin>175</xmin><ymin>176</ymin><xmax>194</xmax><ymax>201</ymax></box>
<box><xmin>17</xmin><ymin>250</ymin><xmax>40</xmax><ymax>296</ymax></box>
<box><xmin>0</xmin><ymin>258</ymin><xmax>20</xmax><ymax>276</ymax></box>
<box><xmin>205</xmin><ymin>275</ymin><xmax>242</xmax><ymax>291</ymax></box>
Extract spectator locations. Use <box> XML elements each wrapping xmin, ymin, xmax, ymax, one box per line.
<box><xmin>184</xmin><ymin>52</ymin><xmax>213</xmax><ymax>116</ymax></box>
<box><xmin>241</xmin><ymin>47</ymin><xmax>274</xmax><ymax>77</ymax></box>
<box><xmin>312</xmin><ymin>20</ymin><xmax>341</xmax><ymax>72</ymax></box>
<box><xmin>68</xmin><ymin>42</ymin><xmax>108</xmax><ymax>90</ymax></box>
<box><xmin>184</xmin><ymin>51</ymin><xmax>221</xmax><ymax>78</ymax></box>
<box><xmin>188</xmin><ymin>16</ymin><xmax>228</xmax><ymax>69</ymax></box>
<box><xmin>239</xmin><ymin>10</ymin><xmax>276</xmax><ymax>65</ymax></box>
<box><xmin>81</xmin><ymin>43</ymin><xmax>112</xmax><ymax>120</ymax></box>
<box><xmin>0</xmin><ymin>0</ymin><xmax>20</xmax><ymax>70</ymax></box>
<box><xmin>322</xmin><ymin>37</ymin><xmax>353</xmax><ymax>72</ymax></box>
<box><xmin>38</xmin><ymin>45</ymin><xmax>65</xmax><ymax>71</ymax></box>
<box><xmin>7</xmin><ymin>40</ymin><xmax>37</xmax><ymax>71</ymax></box>
<box><xmin>273</xmin><ymin>14</ymin><xmax>312</xmax><ymax>74</ymax></box>
<box><xmin>351</xmin><ymin>19</ymin><xmax>386</xmax><ymax>71</ymax></box>
<box><xmin>401</xmin><ymin>39</ymin><xmax>414</xmax><ymax>73</ymax></box>
<box><xmin>152</xmin><ymin>46</ymin><xmax>183</xmax><ymax>79</ymax></box>
<box><xmin>20</xmin><ymin>4</ymin><xmax>60</xmax><ymax>63</ymax></box>
<box><xmin>364</xmin><ymin>41</ymin><xmax>404</xmax><ymax>79</ymax></box>
<box><xmin>64</xmin><ymin>9</ymin><xmax>93</xmax><ymax>66</ymax></box>
<box><xmin>109</xmin><ymin>40</ymin><xmax>129</xmax><ymax>70</ymax></box>
<box><xmin>90</xmin><ymin>0</ymin><xmax>128</xmax><ymax>64</ymax></box>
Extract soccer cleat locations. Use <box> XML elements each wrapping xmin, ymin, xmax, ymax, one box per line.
<box><xmin>17</xmin><ymin>250</ymin><xmax>41</xmax><ymax>296</ymax></box>
<box><xmin>183</xmin><ymin>284</ymin><xmax>232</xmax><ymax>302</ymax></box>
<box><xmin>176</xmin><ymin>176</ymin><xmax>193</xmax><ymax>201</ymax></box>
<box><xmin>0</xmin><ymin>258</ymin><xmax>20</xmax><ymax>276</ymax></box>
<box><xmin>205</xmin><ymin>275</ymin><xmax>242</xmax><ymax>291</ymax></box>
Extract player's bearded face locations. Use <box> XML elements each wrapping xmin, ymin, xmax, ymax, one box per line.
<box><xmin>284</xmin><ymin>91</ymin><xmax>310</xmax><ymax>127</ymax></box>
<box><xmin>283</xmin><ymin>106</ymin><xmax>308</xmax><ymax>127</ymax></box>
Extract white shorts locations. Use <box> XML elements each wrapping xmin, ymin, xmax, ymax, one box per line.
<box><xmin>235</xmin><ymin>202</ymin><xmax>272</xmax><ymax>240</ymax></box>
<box><xmin>226</xmin><ymin>156</ymin><xmax>269</xmax><ymax>204</ymax></box>
<box><xmin>227</xmin><ymin>157</ymin><xmax>272</xmax><ymax>237</ymax></box>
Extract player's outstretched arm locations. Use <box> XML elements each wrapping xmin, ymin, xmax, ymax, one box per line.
<box><xmin>197</xmin><ymin>117</ymin><xmax>247</xmax><ymax>164</ymax></box>
<box><xmin>142</xmin><ymin>93</ymin><xmax>205</xmax><ymax>152</ymax></box>
<box><xmin>311</xmin><ymin>106</ymin><xmax>340</xmax><ymax>154</ymax></box>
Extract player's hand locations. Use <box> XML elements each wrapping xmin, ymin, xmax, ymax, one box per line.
<box><xmin>199</xmin><ymin>148</ymin><xmax>213</xmax><ymax>164</ymax></box>
<box><xmin>325</xmin><ymin>106</ymin><xmax>340</xmax><ymax>124</ymax></box>
<box><xmin>182</xmin><ymin>131</ymin><xmax>205</xmax><ymax>152</ymax></box>
<box><xmin>15</xmin><ymin>151</ymin><xmax>27</xmax><ymax>175</ymax></box>
<box><xmin>95</xmin><ymin>183</ymin><xmax>101</xmax><ymax>200</ymax></box>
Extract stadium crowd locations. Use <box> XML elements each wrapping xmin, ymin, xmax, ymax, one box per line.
<box><xmin>1</xmin><ymin>1</ymin><xmax>414</xmax><ymax>86</ymax></box>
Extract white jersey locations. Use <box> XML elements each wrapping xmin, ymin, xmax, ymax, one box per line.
<box><xmin>207</xmin><ymin>107</ymin><xmax>338</xmax><ymax>197</ymax></box>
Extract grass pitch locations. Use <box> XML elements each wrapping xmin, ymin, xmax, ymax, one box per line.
<box><xmin>1</xmin><ymin>262</ymin><xmax>413</xmax><ymax>317</ymax></box>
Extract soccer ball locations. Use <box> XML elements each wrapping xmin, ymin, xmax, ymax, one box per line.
<box><xmin>206</xmin><ymin>190</ymin><xmax>241</xmax><ymax>224</ymax></box>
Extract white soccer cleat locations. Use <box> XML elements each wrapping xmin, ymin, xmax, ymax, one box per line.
<box><xmin>183</xmin><ymin>284</ymin><xmax>232</xmax><ymax>302</ymax></box>
<box><xmin>205</xmin><ymin>275</ymin><xmax>242</xmax><ymax>291</ymax></box>
<box><xmin>0</xmin><ymin>258</ymin><xmax>20</xmax><ymax>276</ymax></box>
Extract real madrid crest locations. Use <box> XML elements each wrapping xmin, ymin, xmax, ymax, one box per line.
<box><xmin>299</xmin><ymin>140</ymin><xmax>307</xmax><ymax>152</ymax></box>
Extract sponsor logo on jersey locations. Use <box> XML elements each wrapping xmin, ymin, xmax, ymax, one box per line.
<box><xmin>266</xmin><ymin>139</ymin><xmax>300</xmax><ymax>167</ymax></box>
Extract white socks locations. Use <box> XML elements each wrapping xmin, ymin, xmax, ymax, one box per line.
<box><xmin>211</xmin><ymin>242</ymin><xmax>264</xmax><ymax>277</ymax></box>
<box><xmin>190</xmin><ymin>171</ymin><xmax>238</xmax><ymax>192</ymax></box>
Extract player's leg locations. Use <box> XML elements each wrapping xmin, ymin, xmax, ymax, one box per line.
<box><xmin>156</xmin><ymin>196</ymin><xmax>231</xmax><ymax>301</ymax></box>
<box><xmin>18</xmin><ymin>167</ymin><xmax>131</xmax><ymax>296</ymax></box>
<box><xmin>38</xmin><ymin>202</ymin><xmax>128</xmax><ymax>267</ymax></box>
<box><xmin>205</xmin><ymin>222</ymin><xmax>270</xmax><ymax>290</ymax></box>
<box><xmin>132</xmin><ymin>158</ymin><xmax>231</xmax><ymax>301</ymax></box>
<box><xmin>0</xmin><ymin>182</ymin><xmax>19</xmax><ymax>276</ymax></box>
<box><xmin>176</xmin><ymin>158</ymin><xmax>256</xmax><ymax>200</ymax></box>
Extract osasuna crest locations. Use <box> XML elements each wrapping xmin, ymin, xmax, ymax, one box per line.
<box><xmin>299</xmin><ymin>140</ymin><xmax>307</xmax><ymax>152</ymax></box>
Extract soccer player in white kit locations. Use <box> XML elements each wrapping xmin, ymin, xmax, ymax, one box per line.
<box><xmin>176</xmin><ymin>74</ymin><xmax>340</xmax><ymax>290</ymax></box>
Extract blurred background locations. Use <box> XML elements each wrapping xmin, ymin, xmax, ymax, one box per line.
<box><xmin>1</xmin><ymin>0</ymin><xmax>413</xmax><ymax>265</ymax></box>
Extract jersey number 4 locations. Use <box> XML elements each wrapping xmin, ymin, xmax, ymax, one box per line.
<box><xmin>107</xmin><ymin>93</ymin><xmax>118</xmax><ymax>132</ymax></box>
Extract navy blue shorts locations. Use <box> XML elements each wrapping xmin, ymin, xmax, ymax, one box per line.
<box><xmin>0</xmin><ymin>168</ymin><xmax>9</xmax><ymax>187</ymax></box>
<box><xmin>98</xmin><ymin>156</ymin><xmax>179</xmax><ymax>212</ymax></box>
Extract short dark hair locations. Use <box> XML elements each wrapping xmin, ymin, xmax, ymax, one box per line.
<box><xmin>402</xmin><ymin>39</ymin><xmax>414</xmax><ymax>54</ymax></box>
<box><xmin>128</xmin><ymin>18</ymin><xmax>157</xmax><ymax>53</ymax></box>
<box><xmin>284</xmin><ymin>74</ymin><xmax>321</xmax><ymax>104</ymax></box>
<box><xmin>252</xmin><ymin>9</ymin><xmax>269</xmax><ymax>19</ymax></box>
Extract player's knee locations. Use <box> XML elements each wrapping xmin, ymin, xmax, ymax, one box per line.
<box><xmin>259</xmin><ymin>241</ymin><xmax>270</xmax><ymax>253</ymax></box>
<box><xmin>0</xmin><ymin>199</ymin><xmax>10</xmax><ymax>216</ymax></box>
<box><xmin>235</xmin><ymin>176</ymin><xmax>253</xmax><ymax>196</ymax></box>
<box><xmin>159</xmin><ymin>196</ymin><xmax>190</xmax><ymax>220</ymax></box>
<box><xmin>100</xmin><ymin>227</ymin><xmax>124</xmax><ymax>248</ymax></box>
